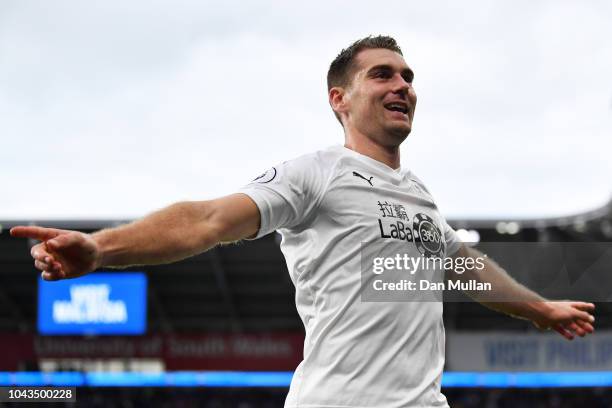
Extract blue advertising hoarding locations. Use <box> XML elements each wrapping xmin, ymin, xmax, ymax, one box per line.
<box><xmin>38</xmin><ymin>272</ymin><xmax>147</xmax><ymax>335</ymax></box>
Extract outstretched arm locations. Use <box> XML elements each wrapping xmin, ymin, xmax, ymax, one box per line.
<box><xmin>10</xmin><ymin>193</ymin><xmax>260</xmax><ymax>280</ymax></box>
<box><xmin>450</xmin><ymin>244</ymin><xmax>595</xmax><ymax>340</ymax></box>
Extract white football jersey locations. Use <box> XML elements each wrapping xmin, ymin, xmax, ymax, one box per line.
<box><xmin>240</xmin><ymin>145</ymin><xmax>461</xmax><ymax>408</ymax></box>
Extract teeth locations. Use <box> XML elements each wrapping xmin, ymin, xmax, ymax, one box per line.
<box><xmin>386</xmin><ymin>103</ymin><xmax>408</xmax><ymax>113</ymax></box>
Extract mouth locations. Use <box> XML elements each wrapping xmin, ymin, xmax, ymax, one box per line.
<box><xmin>383</xmin><ymin>101</ymin><xmax>410</xmax><ymax>119</ymax></box>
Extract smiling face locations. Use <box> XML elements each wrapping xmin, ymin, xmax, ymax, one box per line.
<box><xmin>330</xmin><ymin>48</ymin><xmax>417</xmax><ymax>147</ymax></box>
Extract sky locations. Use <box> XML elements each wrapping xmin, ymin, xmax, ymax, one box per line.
<box><xmin>1</xmin><ymin>0</ymin><xmax>611</xmax><ymax>221</ymax></box>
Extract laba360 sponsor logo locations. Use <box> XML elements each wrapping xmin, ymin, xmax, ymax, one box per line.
<box><xmin>376</xmin><ymin>200</ymin><xmax>445</xmax><ymax>258</ymax></box>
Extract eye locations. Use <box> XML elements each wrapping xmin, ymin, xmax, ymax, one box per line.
<box><xmin>373</xmin><ymin>70</ymin><xmax>391</xmax><ymax>79</ymax></box>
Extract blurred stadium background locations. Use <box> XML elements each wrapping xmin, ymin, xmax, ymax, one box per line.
<box><xmin>2</xmin><ymin>0</ymin><xmax>611</xmax><ymax>405</ymax></box>
<box><xmin>1</xmin><ymin>197</ymin><xmax>611</xmax><ymax>407</ymax></box>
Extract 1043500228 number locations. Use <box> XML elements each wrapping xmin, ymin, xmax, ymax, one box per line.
<box><xmin>0</xmin><ymin>387</ymin><xmax>76</xmax><ymax>402</ymax></box>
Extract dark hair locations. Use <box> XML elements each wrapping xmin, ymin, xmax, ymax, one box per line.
<box><xmin>327</xmin><ymin>35</ymin><xmax>403</xmax><ymax>123</ymax></box>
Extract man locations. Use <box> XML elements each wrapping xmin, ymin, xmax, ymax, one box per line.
<box><xmin>11</xmin><ymin>36</ymin><xmax>595</xmax><ymax>407</ymax></box>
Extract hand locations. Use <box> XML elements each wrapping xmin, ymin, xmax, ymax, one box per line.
<box><xmin>10</xmin><ymin>226</ymin><xmax>102</xmax><ymax>281</ymax></box>
<box><xmin>532</xmin><ymin>301</ymin><xmax>595</xmax><ymax>340</ymax></box>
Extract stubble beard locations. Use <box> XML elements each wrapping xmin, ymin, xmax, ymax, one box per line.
<box><xmin>379</xmin><ymin>120</ymin><xmax>412</xmax><ymax>147</ymax></box>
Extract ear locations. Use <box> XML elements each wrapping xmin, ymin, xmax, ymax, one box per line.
<box><xmin>329</xmin><ymin>87</ymin><xmax>349</xmax><ymax>118</ymax></box>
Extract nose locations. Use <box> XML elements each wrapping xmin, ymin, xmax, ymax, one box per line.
<box><xmin>391</xmin><ymin>73</ymin><xmax>411</xmax><ymax>96</ymax></box>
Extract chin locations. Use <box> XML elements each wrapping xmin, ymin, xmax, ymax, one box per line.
<box><xmin>385</xmin><ymin>123</ymin><xmax>411</xmax><ymax>142</ymax></box>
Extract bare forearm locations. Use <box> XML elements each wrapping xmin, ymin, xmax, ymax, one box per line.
<box><xmin>92</xmin><ymin>201</ymin><xmax>220</xmax><ymax>268</ymax></box>
<box><xmin>456</xmin><ymin>245</ymin><xmax>550</xmax><ymax>320</ymax></box>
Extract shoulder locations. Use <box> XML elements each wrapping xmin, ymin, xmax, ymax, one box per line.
<box><xmin>285</xmin><ymin>145</ymin><xmax>346</xmax><ymax>168</ymax></box>
<box><xmin>246</xmin><ymin>146</ymin><xmax>345</xmax><ymax>193</ymax></box>
<box><xmin>273</xmin><ymin>145</ymin><xmax>346</xmax><ymax>180</ymax></box>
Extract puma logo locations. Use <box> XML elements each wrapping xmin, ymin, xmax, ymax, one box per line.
<box><xmin>352</xmin><ymin>171</ymin><xmax>374</xmax><ymax>187</ymax></box>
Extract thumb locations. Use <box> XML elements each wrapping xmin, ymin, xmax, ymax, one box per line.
<box><xmin>47</xmin><ymin>233</ymin><xmax>80</xmax><ymax>250</ymax></box>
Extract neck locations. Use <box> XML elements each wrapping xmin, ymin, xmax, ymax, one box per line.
<box><xmin>343</xmin><ymin>128</ymin><xmax>401</xmax><ymax>170</ymax></box>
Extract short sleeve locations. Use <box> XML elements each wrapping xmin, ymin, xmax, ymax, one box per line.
<box><xmin>444</xmin><ymin>221</ymin><xmax>462</xmax><ymax>256</ymax></box>
<box><xmin>238</xmin><ymin>154</ymin><xmax>329</xmax><ymax>239</ymax></box>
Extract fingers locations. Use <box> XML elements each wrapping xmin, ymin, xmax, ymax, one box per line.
<box><xmin>35</xmin><ymin>254</ymin><xmax>66</xmax><ymax>280</ymax></box>
<box><xmin>31</xmin><ymin>243</ymin><xmax>53</xmax><ymax>263</ymax></box>
<box><xmin>571</xmin><ymin>302</ymin><xmax>596</xmax><ymax>312</ymax></box>
<box><xmin>35</xmin><ymin>258</ymin><xmax>66</xmax><ymax>280</ymax></box>
<box><xmin>34</xmin><ymin>260</ymin><xmax>51</xmax><ymax>271</ymax></box>
<box><xmin>555</xmin><ymin>319</ymin><xmax>595</xmax><ymax>340</ymax></box>
<box><xmin>576</xmin><ymin>319</ymin><xmax>595</xmax><ymax>334</ymax></box>
<box><xmin>10</xmin><ymin>226</ymin><xmax>66</xmax><ymax>241</ymax></box>
<box><xmin>34</xmin><ymin>259</ymin><xmax>63</xmax><ymax>273</ymax></box>
<box><xmin>554</xmin><ymin>324</ymin><xmax>575</xmax><ymax>341</ymax></box>
<box><xmin>14</xmin><ymin>227</ymin><xmax>86</xmax><ymax>282</ymax></box>
<box><xmin>543</xmin><ymin>302</ymin><xmax>596</xmax><ymax>340</ymax></box>
<box><xmin>41</xmin><ymin>270</ymin><xmax>66</xmax><ymax>281</ymax></box>
<box><xmin>571</xmin><ymin>308</ymin><xmax>595</xmax><ymax>324</ymax></box>
<box><xmin>567</xmin><ymin>322</ymin><xmax>586</xmax><ymax>337</ymax></box>
<box><xmin>31</xmin><ymin>243</ymin><xmax>63</xmax><ymax>266</ymax></box>
<box><xmin>31</xmin><ymin>242</ymin><xmax>65</xmax><ymax>278</ymax></box>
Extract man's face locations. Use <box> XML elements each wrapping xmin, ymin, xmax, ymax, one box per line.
<box><xmin>337</xmin><ymin>48</ymin><xmax>417</xmax><ymax>146</ymax></box>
